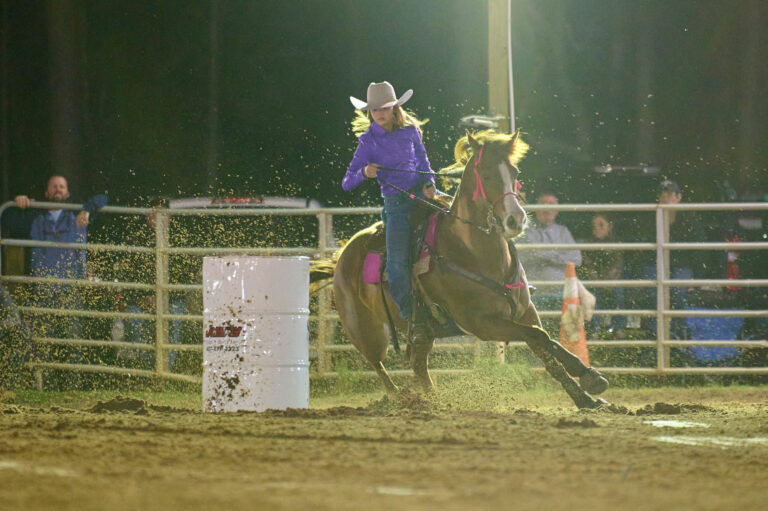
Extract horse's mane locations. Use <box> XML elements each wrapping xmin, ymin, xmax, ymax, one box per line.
<box><xmin>440</xmin><ymin>130</ymin><xmax>530</xmax><ymax>178</ymax></box>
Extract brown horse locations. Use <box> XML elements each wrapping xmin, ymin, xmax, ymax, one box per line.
<box><xmin>316</xmin><ymin>130</ymin><xmax>608</xmax><ymax>409</ymax></box>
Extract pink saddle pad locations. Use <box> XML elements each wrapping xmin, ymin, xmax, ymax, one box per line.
<box><xmin>420</xmin><ymin>213</ymin><xmax>439</xmax><ymax>259</ymax></box>
<box><xmin>363</xmin><ymin>214</ymin><xmax>440</xmax><ymax>284</ymax></box>
<box><xmin>363</xmin><ymin>252</ymin><xmax>382</xmax><ymax>284</ymax></box>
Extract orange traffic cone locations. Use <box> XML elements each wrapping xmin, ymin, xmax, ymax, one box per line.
<box><xmin>560</xmin><ymin>262</ymin><xmax>590</xmax><ymax>366</ymax></box>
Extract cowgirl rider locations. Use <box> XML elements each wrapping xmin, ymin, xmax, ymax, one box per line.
<box><xmin>342</xmin><ymin>81</ymin><xmax>436</xmax><ymax>327</ymax></box>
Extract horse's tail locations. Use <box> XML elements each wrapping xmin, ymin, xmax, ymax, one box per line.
<box><xmin>309</xmin><ymin>258</ymin><xmax>336</xmax><ymax>295</ymax></box>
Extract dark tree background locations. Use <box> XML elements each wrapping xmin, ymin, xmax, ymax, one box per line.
<box><xmin>2</xmin><ymin>0</ymin><xmax>766</xmax><ymax>207</ymax></box>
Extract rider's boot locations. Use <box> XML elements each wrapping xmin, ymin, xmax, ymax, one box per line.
<box><xmin>409</xmin><ymin>299</ymin><xmax>433</xmax><ymax>346</ymax></box>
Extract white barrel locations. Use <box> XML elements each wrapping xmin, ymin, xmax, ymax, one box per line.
<box><xmin>202</xmin><ymin>256</ymin><xmax>310</xmax><ymax>412</ymax></box>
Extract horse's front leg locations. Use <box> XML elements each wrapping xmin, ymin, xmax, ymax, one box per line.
<box><xmin>408</xmin><ymin>337</ymin><xmax>435</xmax><ymax>391</ymax></box>
<box><xmin>464</xmin><ymin>313</ymin><xmax>606</xmax><ymax>409</ymax></box>
<box><xmin>404</xmin><ymin>299</ymin><xmax>436</xmax><ymax>391</ymax></box>
<box><xmin>515</xmin><ymin>304</ymin><xmax>608</xmax><ymax>396</ymax></box>
<box><xmin>524</xmin><ymin>330</ymin><xmax>605</xmax><ymax>409</ymax></box>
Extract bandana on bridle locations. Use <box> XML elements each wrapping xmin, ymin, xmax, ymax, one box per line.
<box><xmin>471</xmin><ymin>146</ymin><xmax>486</xmax><ymax>201</ymax></box>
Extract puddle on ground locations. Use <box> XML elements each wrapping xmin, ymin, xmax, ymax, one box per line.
<box><xmin>0</xmin><ymin>460</ymin><xmax>77</xmax><ymax>477</ymax></box>
<box><xmin>643</xmin><ymin>420</ymin><xmax>711</xmax><ymax>429</ymax></box>
<box><xmin>652</xmin><ymin>436</ymin><xmax>768</xmax><ymax>449</ymax></box>
<box><xmin>375</xmin><ymin>486</ymin><xmax>430</xmax><ymax>496</ymax></box>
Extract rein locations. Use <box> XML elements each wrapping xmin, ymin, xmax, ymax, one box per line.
<box><xmin>377</xmin><ymin>166</ymin><xmax>436</xmax><ymax>175</ymax></box>
<box><xmin>376</xmin><ymin>143</ymin><xmax>514</xmax><ymax>235</ymax></box>
<box><xmin>376</xmin><ymin>177</ymin><xmax>493</xmax><ymax>235</ymax></box>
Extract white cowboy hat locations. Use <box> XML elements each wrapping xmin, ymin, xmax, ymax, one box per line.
<box><xmin>350</xmin><ymin>81</ymin><xmax>413</xmax><ymax>111</ymax></box>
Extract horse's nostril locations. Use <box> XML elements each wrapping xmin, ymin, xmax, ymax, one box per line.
<box><xmin>506</xmin><ymin>216</ymin><xmax>518</xmax><ymax>229</ymax></box>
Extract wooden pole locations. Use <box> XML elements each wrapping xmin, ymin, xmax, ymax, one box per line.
<box><xmin>206</xmin><ymin>0</ymin><xmax>220</xmax><ymax>194</ymax></box>
<box><xmin>488</xmin><ymin>0</ymin><xmax>513</xmax><ymax>133</ymax></box>
<box><xmin>1</xmin><ymin>1</ymin><xmax>8</xmax><ymax>202</ymax></box>
<box><xmin>489</xmin><ymin>0</ymin><xmax>514</xmax><ymax>361</ymax></box>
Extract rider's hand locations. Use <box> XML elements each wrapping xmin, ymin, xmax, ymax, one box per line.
<box><xmin>14</xmin><ymin>195</ymin><xmax>33</xmax><ymax>208</ymax></box>
<box><xmin>423</xmin><ymin>182</ymin><xmax>436</xmax><ymax>200</ymax></box>
<box><xmin>76</xmin><ymin>210</ymin><xmax>90</xmax><ymax>228</ymax></box>
<box><xmin>363</xmin><ymin>164</ymin><xmax>379</xmax><ymax>178</ymax></box>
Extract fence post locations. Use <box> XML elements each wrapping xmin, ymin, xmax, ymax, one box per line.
<box><xmin>497</xmin><ymin>342</ymin><xmax>506</xmax><ymax>363</ymax></box>
<box><xmin>154</xmin><ymin>210</ymin><xmax>169</xmax><ymax>375</ymax></box>
<box><xmin>35</xmin><ymin>368</ymin><xmax>43</xmax><ymax>390</ymax></box>
<box><xmin>315</xmin><ymin>212</ymin><xmax>330</xmax><ymax>376</ymax></box>
<box><xmin>655</xmin><ymin>207</ymin><xmax>668</xmax><ymax>372</ymax></box>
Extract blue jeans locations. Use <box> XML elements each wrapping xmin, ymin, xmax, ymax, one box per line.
<box><xmin>383</xmin><ymin>194</ymin><xmax>417</xmax><ymax>319</ymax></box>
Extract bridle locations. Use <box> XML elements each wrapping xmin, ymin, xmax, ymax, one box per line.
<box><xmin>376</xmin><ymin>143</ymin><xmax>522</xmax><ymax>236</ymax></box>
<box><xmin>470</xmin><ymin>144</ymin><xmax>523</xmax><ymax>233</ymax></box>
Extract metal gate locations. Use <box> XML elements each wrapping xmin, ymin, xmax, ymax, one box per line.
<box><xmin>1</xmin><ymin>200</ymin><xmax>767</xmax><ymax>386</ymax></box>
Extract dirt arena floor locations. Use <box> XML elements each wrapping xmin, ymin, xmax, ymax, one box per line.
<box><xmin>0</xmin><ymin>379</ymin><xmax>766</xmax><ymax>511</ymax></box>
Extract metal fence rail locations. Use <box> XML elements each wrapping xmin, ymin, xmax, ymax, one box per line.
<box><xmin>1</xmin><ymin>200</ymin><xmax>767</xmax><ymax>386</ymax></box>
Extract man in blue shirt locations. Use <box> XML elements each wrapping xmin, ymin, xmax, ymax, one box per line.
<box><xmin>13</xmin><ymin>175</ymin><xmax>108</xmax><ymax>339</ymax></box>
<box><xmin>517</xmin><ymin>191</ymin><xmax>582</xmax><ymax>334</ymax></box>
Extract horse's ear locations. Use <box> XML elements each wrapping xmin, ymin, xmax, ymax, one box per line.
<box><xmin>465</xmin><ymin>130</ymin><xmax>481</xmax><ymax>153</ymax></box>
<box><xmin>508</xmin><ymin>129</ymin><xmax>530</xmax><ymax>163</ymax></box>
<box><xmin>507</xmin><ymin>129</ymin><xmax>520</xmax><ymax>152</ymax></box>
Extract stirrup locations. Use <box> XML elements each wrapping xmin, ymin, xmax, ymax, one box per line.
<box><xmin>409</xmin><ymin>320</ymin><xmax>432</xmax><ymax>346</ymax></box>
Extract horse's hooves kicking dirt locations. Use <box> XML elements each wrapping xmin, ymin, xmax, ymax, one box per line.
<box><xmin>397</xmin><ymin>388</ymin><xmax>431</xmax><ymax>409</ymax></box>
<box><xmin>579</xmin><ymin>368</ymin><xmax>609</xmax><ymax>395</ymax></box>
<box><xmin>593</xmin><ymin>397</ymin><xmax>611</xmax><ymax>408</ymax></box>
<box><xmin>577</xmin><ymin>395</ymin><xmax>611</xmax><ymax>410</ymax></box>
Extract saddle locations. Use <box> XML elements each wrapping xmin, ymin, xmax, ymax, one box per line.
<box><xmin>361</xmin><ymin>213</ymin><xmax>464</xmax><ymax>338</ymax></box>
<box><xmin>362</xmin><ymin>214</ymin><xmax>438</xmax><ymax>285</ymax></box>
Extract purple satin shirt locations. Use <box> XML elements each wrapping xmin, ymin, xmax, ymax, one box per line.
<box><xmin>342</xmin><ymin>122</ymin><xmax>435</xmax><ymax>196</ymax></box>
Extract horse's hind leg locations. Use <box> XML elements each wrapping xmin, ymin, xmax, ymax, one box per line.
<box><xmin>337</xmin><ymin>300</ymin><xmax>399</xmax><ymax>394</ymax></box>
<box><xmin>371</xmin><ymin>361</ymin><xmax>398</xmax><ymax>394</ymax></box>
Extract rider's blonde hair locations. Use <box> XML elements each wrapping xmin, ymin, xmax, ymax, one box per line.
<box><xmin>351</xmin><ymin>105</ymin><xmax>427</xmax><ymax>138</ymax></box>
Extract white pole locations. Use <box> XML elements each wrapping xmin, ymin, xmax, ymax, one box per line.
<box><xmin>655</xmin><ymin>208</ymin><xmax>666</xmax><ymax>372</ymax></box>
<box><xmin>507</xmin><ymin>0</ymin><xmax>516</xmax><ymax>132</ymax></box>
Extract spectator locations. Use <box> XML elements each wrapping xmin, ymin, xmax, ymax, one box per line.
<box><xmin>625</xmin><ymin>180</ymin><xmax>699</xmax><ymax>340</ymax></box>
<box><xmin>518</xmin><ymin>191</ymin><xmax>582</xmax><ymax>333</ymax></box>
<box><xmin>12</xmin><ymin>175</ymin><xmax>108</xmax><ymax>342</ymax></box>
<box><xmin>578</xmin><ymin>213</ymin><xmax>626</xmax><ymax>339</ymax></box>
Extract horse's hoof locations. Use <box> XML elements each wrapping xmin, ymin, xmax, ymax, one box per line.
<box><xmin>594</xmin><ymin>397</ymin><xmax>610</xmax><ymax>408</ymax></box>
<box><xmin>577</xmin><ymin>396</ymin><xmax>609</xmax><ymax>410</ymax></box>
<box><xmin>580</xmin><ymin>368</ymin><xmax>609</xmax><ymax>395</ymax></box>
